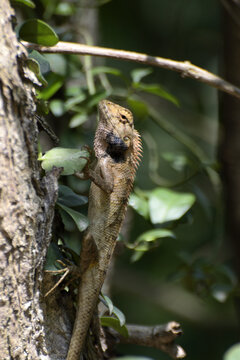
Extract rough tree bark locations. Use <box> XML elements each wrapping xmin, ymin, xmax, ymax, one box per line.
<box><xmin>0</xmin><ymin>1</ymin><xmax>70</xmax><ymax>359</ymax></box>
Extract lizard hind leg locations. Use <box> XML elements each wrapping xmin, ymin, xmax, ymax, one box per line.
<box><xmin>80</xmin><ymin>231</ymin><xmax>99</xmax><ymax>274</ymax></box>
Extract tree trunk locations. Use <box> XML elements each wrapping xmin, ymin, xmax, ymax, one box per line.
<box><xmin>220</xmin><ymin>0</ymin><xmax>240</xmax><ymax>321</ymax></box>
<box><xmin>0</xmin><ymin>1</ymin><xmax>68</xmax><ymax>358</ymax></box>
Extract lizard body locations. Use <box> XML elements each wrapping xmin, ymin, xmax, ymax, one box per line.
<box><xmin>67</xmin><ymin>100</ymin><xmax>142</xmax><ymax>360</ymax></box>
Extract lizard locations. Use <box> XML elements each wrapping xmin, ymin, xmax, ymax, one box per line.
<box><xmin>66</xmin><ymin>99</ymin><xmax>142</xmax><ymax>360</ymax></box>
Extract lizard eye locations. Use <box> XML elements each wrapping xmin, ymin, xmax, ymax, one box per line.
<box><xmin>123</xmin><ymin>136</ymin><xmax>130</xmax><ymax>142</ymax></box>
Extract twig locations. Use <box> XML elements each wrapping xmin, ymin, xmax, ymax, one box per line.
<box><xmin>35</xmin><ymin>114</ymin><xmax>59</xmax><ymax>145</ymax></box>
<box><xmin>44</xmin><ymin>266</ymin><xmax>70</xmax><ymax>297</ymax></box>
<box><xmin>22</xmin><ymin>40</ymin><xmax>240</xmax><ymax>100</ymax></box>
<box><xmin>108</xmin><ymin>322</ymin><xmax>186</xmax><ymax>359</ymax></box>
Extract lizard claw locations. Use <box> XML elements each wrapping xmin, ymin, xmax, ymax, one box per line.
<box><xmin>75</xmin><ymin>154</ymin><xmax>93</xmax><ymax>180</ymax></box>
<box><xmin>81</xmin><ymin>144</ymin><xmax>93</xmax><ymax>156</ymax></box>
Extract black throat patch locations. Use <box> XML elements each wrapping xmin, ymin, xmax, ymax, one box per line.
<box><xmin>106</xmin><ymin>132</ymin><xmax>128</xmax><ymax>163</ymax></box>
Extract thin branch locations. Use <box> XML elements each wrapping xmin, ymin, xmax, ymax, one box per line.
<box><xmin>22</xmin><ymin>40</ymin><xmax>240</xmax><ymax>100</ymax></box>
<box><xmin>108</xmin><ymin>322</ymin><xmax>186</xmax><ymax>359</ymax></box>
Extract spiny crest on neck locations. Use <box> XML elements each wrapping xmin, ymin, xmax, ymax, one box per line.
<box><xmin>132</xmin><ymin>129</ymin><xmax>142</xmax><ymax>170</ymax></box>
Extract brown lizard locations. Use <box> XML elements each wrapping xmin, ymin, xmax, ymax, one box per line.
<box><xmin>66</xmin><ymin>100</ymin><xmax>142</xmax><ymax>360</ymax></box>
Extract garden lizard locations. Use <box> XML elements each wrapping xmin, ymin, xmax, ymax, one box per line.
<box><xmin>67</xmin><ymin>100</ymin><xmax>142</xmax><ymax>360</ymax></box>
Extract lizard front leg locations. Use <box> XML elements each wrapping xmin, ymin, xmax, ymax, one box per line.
<box><xmin>88</xmin><ymin>157</ymin><xmax>114</xmax><ymax>194</ymax></box>
<box><xmin>75</xmin><ymin>156</ymin><xmax>114</xmax><ymax>194</ymax></box>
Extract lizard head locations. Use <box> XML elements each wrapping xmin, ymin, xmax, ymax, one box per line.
<box><xmin>97</xmin><ymin>100</ymin><xmax>141</xmax><ymax>164</ymax></box>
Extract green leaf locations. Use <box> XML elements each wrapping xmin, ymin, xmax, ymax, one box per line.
<box><xmin>136</xmin><ymin>229</ymin><xmax>175</xmax><ymax>243</ymax></box>
<box><xmin>127</xmin><ymin>98</ymin><xmax>148</xmax><ymax>119</ymax></box>
<box><xmin>29</xmin><ymin>50</ymin><xmax>50</xmax><ymax>75</ymax></box>
<box><xmin>65</xmin><ymin>85</ymin><xmax>83</xmax><ymax>97</ymax></box>
<box><xmin>11</xmin><ymin>0</ymin><xmax>35</xmax><ymax>8</ymax></box>
<box><xmin>44</xmin><ymin>54</ymin><xmax>67</xmax><ymax>76</ymax></box>
<box><xmin>26</xmin><ymin>58</ymin><xmax>47</xmax><ymax>86</ymax></box>
<box><xmin>44</xmin><ymin>243</ymin><xmax>63</xmax><ymax>271</ymax></box>
<box><xmin>54</xmin><ymin>2</ymin><xmax>75</xmax><ymax>15</ymax></box>
<box><xmin>112</xmin><ymin>305</ymin><xmax>126</xmax><ymax>326</ymax></box>
<box><xmin>69</xmin><ymin>113</ymin><xmax>88</xmax><ymax>128</ymax></box>
<box><xmin>129</xmin><ymin>243</ymin><xmax>149</xmax><ymax>252</ymax></box>
<box><xmin>130</xmin><ymin>250</ymin><xmax>145</xmax><ymax>262</ymax></box>
<box><xmin>38</xmin><ymin>73</ymin><xmax>64</xmax><ymax>100</ymax></box>
<box><xmin>39</xmin><ymin>147</ymin><xmax>90</xmax><ymax>175</ymax></box>
<box><xmin>62</xmin><ymin>234</ymin><xmax>81</xmax><ymax>257</ymax></box>
<box><xmin>224</xmin><ymin>343</ymin><xmax>240</xmax><ymax>360</ymax></box>
<box><xmin>149</xmin><ymin>188</ymin><xmax>195</xmax><ymax>224</ymax></box>
<box><xmin>99</xmin><ymin>295</ymin><xmax>126</xmax><ymax>326</ymax></box>
<box><xmin>100</xmin><ymin>294</ymin><xmax>114</xmax><ymax>315</ymax></box>
<box><xmin>49</xmin><ymin>99</ymin><xmax>65</xmax><ymax>117</ymax></box>
<box><xmin>133</xmin><ymin>82</ymin><xmax>179</xmax><ymax>106</ymax></box>
<box><xmin>100</xmin><ymin>296</ymin><xmax>126</xmax><ymax>327</ymax></box>
<box><xmin>91</xmin><ymin>66</ymin><xmax>124</xmax><ymax>77</ymax></box>
<box><xmin>19</xmin><ymin>19</ymin><xmax>59</xmax><ymax>46</ymax></box>
<box><xmin>27</xmin><ymin>50</ymin><xmax>51</xmax><ymax>86</ymax></box>
<box><xmin>58</xmin><ymin>185</ymin><xmax>88</xmax><ymax>207</ymax></box>
<box><xmin>110</xmin><ymin>87</ymin><xmax>129</xmax><ymax>98</ymax></box>
<box><xmin>131</xmin><ymin>68</ymin><xmax>152</xmax><ymax>83</ymax></box>
<box><xmin>100</xmin><ymin>317</ymin><xmax>128</xmax><ymax>338</ymax></box>
<box><xmin>162</xmin><ymin>152</ymin><xmax>190</xmax><ymax>172</ymax></box>
<box><xmin>85</xmin><ymin>91</ymin><xmax>109</xmax><ymax>109</ymax></box>
<box><xmin>57</xmin><ymin>203</ymin><xmax>89</xmax><ymax>232</ymax></box>
<box><xmin>128</xmin><ymin>229</ymin><xmax>174</xmax><ymax>262</ymax></box>
<box><xmin>58</xmin><ymin>207</ymin><xmax>77</xmax><ymax>232</ymax></box>
<box><xmin>64</xmin><ymin>93</ymin><xmax>87</xmax><ymax>111</ymax></box>
<box><xmin>129</xmin><ymin>193</ymin><xmax>149</xmax><ymax>219</ymax></box>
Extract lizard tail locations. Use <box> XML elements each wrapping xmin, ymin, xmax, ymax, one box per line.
<box><xmin>66</xmin><ymin>266</ymin><xmax>102</xmax><ymax>360</ymax></box>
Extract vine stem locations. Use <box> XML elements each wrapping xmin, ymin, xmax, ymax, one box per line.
<box><xmin>22</xmin><ymin>40</ymin><xmax>240</xmax><ymax>99</ymax></box>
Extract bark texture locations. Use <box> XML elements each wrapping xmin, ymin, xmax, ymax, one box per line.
<box><xmin>0</xmin><ymin>1</ymin><xmax>63</xmax><ymax>358</ymax></box>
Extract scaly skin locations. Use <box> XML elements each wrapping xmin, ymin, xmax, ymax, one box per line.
<box><xmin>67</xmin><ymin>100</ymin><xmax>142</xmax><ymax>360</ymax></box>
